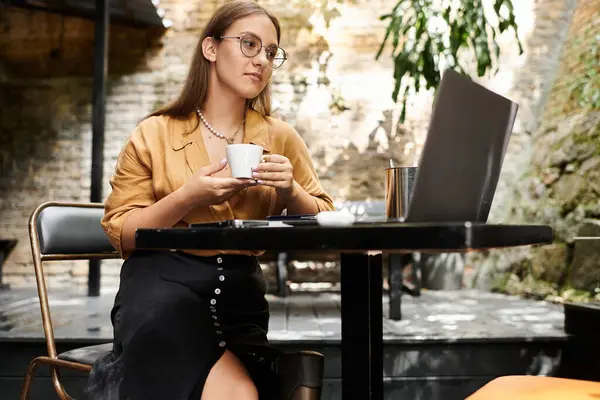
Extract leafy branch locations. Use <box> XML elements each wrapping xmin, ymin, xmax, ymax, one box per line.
<box><xmin>376</xmin><ymin>0</ymin><xmax>523</xmax><ymax>122</ymax></box>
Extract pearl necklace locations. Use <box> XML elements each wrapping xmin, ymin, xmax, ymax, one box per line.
<box><xmin>197</xmin><ymin>109</ymin><xmax>245</xmax><ymax>145</ymax></box>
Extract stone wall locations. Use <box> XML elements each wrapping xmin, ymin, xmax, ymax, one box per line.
<box><xmin>472</xmin><ymin>0</ymin><xmax>600</xmax><ymax>302</ymax></box>
<box><xmin>0</xmin><ymin>0</ymin><xmax>583</xmax><ymax>289</ymax></box>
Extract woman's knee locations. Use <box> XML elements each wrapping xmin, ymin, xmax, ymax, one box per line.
<box><xmin>225</xmin><ymin>378</ymin><xmax>259</xmax><ymax>400</ymax></box>
<box><xmin>202</xmin><ymin>373</ymin><xmax>258</xmax><ymax>400</ymax></box>
<box><xmin>201</xmin><ymin>350</ymin><xmax>258</xmax><ymax>400</ymax></box>
<box><xmin>202</xmin><ymin>378</ymin><xmax>258</xmax><ymax>400</ymax></box>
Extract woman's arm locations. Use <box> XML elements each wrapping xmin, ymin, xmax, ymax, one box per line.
<box><xmin>119</xmin><ymin>160</ymin><xmax>252</xmax><ymax>252</ymax></box>
<box><xmin>103</xmin><ymin>125</ymin><xmax>252</xmax><ymax>258</ymax></box>
<box><xmin>252</xmin><ymin>127</ymin><xmax>334</xmax><ymax>215</ymax></box>
<box><xmin>118</xmin><ymin>185</ymin><xmax>195</xmax><ymax>253</ymax></box>
<box><xmin>279</xmin><ymin>180</ymin><xmax>321</xmax><ymax>215</ymax></box>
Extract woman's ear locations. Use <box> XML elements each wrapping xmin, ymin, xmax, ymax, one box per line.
<box><xmin>201</xmin><ymin>37</ymin><xmax>218</xmax><ymax>62</ymax></box>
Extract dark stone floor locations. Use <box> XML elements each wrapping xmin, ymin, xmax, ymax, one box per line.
<box><xmin>0</xmin><ymin>288</ymin><xmax>566</xmax><ymax>342</ymax></box>
<box><xmin>0</xmin><ymin>288</ymin><xmax>568</xmax><ymax>399</ymax></box>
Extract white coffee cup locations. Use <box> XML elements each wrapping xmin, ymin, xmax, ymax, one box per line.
<box><xmin>225</xmin><ymin>144</ymin><xmax>264</xmax><ymax>178</ymax></box>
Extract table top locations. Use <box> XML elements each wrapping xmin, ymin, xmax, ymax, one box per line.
<box><xmin>135</xmin><ymin>222</ymin><xmax>553</xmax><ymax>253</ymax></box>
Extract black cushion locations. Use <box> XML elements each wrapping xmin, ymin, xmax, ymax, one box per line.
<box><xmin>58</xmin><ymin>343</ymin><xmax>113</xmax><ymax>365</ymax></box>
<box><xmin>37</xmin><ymin>205</ymin><xmax>115</xmax><ymax>255</ymax></box>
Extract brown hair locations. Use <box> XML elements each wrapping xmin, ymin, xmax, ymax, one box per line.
<box><xmin>144</xmin><ymin>0</ymin><xmax>281</xmax><ymax>125</ymax></box>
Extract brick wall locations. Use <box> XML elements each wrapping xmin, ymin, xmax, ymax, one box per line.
<box><xmin>0</xmin><ymin>0</ymin><xmax>580</xmax><ymax>288</ymax></box>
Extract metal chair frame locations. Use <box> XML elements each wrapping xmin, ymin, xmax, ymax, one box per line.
<box><xmin>22</xmin><ymin>201</ymin><xmax>119</xmax><ymax>399</ymax></box>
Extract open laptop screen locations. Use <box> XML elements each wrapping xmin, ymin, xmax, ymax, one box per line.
<box><xmin>405</xmin><ymin>69</ymin><xmax>519</xmax><ymax>223</ymax></box>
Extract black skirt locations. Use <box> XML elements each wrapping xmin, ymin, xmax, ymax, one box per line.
<box><xmin>85</xmin><ymin>250</ymin><xmax>280</xmax><ymax>400</ymax></box>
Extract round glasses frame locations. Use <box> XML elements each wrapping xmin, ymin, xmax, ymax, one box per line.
<box><xmin>218</xmin><ymin>34</ymin><xmax>287</xmax><ymax>69</ymax></box>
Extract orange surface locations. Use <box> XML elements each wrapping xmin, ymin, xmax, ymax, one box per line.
<box><xmin>466</xmin><ymin>376</ymin><xmax>600</xmax><ymax>399</ymax></box>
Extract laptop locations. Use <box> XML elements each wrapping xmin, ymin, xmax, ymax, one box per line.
<box><xmin>404</xmin><ymin>69</ymin><xmax>519</xmax><ymax>223</ymax></box>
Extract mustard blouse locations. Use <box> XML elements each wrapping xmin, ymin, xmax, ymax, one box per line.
<box><xmin>101</xmin><ymin>109</ymin><xmax>335</xmax><ymax>259</ymax></box>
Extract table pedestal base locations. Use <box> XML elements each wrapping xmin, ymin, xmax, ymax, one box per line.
<box><xmin>341</xmin><ymin>253</ymin><xmax>383</xmax><ymax>400</ymax></box>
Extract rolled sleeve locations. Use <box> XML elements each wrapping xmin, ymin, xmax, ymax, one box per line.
<box><xmin>283</xmin><ymin>128</ymin><xmax>334</xmax><ymax>212</ymax></box>
<box><xmin>102</xmin><ymin>126</ymin><xmax>156</xmax><ymax>258</ymax></box>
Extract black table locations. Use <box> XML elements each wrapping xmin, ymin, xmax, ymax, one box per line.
<box><xmin>136</xmin><ymin>222</ymin><xmax>553</xmax><ymax>399</ymax></box>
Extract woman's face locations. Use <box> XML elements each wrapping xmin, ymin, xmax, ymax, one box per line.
<box><xmin>212</xmin><ymin>14</ymin><xmax>279</xmax><ymax>99</ymax></box>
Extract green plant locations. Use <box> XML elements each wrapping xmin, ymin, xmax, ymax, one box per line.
<box><xmin>376</xmin><ymin>0</ymin><xmax>523</xmax><ymax>122</ymax></box>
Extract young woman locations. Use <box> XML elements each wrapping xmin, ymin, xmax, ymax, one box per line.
<box><xmin>85</xmin><ymin>1</ymin><xmax>334</xmax><ymax>399</ymax></box>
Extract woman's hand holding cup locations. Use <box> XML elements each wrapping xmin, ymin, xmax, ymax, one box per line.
<box><xmin>181</xmin><ymin>158</ymin><xmax>254</xmax><ymax>206</ymax></box>
<box><xmin>252</xmin><ymin>154</ymin><xmax>296</xmax><ymax>199</ymax></box>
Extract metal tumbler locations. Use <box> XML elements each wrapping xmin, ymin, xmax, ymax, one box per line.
<box><xmin>385</xmin><ymin>166</ymin><xmax>418</xmax><ymax>321</ymax></box>
<box><xmin>384</xmin><ymin>166</ymin><xmax>418</xmax><ymax>221</ymax></box>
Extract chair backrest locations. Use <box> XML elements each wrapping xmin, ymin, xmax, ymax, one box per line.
<box><xmin>34</xmin><ymin>202</ymin><xmax>116</xmax><ymax>258</ymax></box>
<box><xmin>28</xmin><ymin>201</ymin><xmax>119</xmax><ymax>358</ymax></box>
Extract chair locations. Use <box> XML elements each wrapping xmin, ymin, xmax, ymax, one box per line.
<box><xmin>22</xmin><ymin>201</ymin><xmax>324</xmax><ymax>400</ymax></box>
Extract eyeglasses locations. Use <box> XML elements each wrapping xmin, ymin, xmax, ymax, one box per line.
<box><xmin>218</xmin><ymin>33</ymin><xmax>287</xmax><ymax>69</ymax></box>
